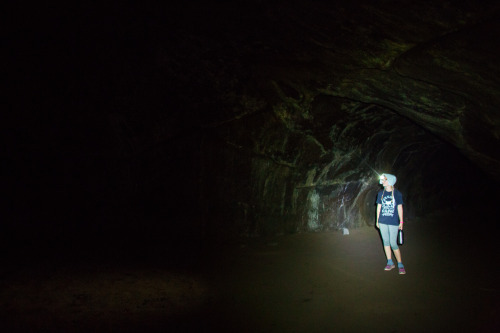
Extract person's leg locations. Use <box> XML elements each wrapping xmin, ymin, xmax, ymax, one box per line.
<box><xmin>388</xmin><ymin>225</ymin><xmax>399</xmax><ymax>256</ymax></box>
<box><xmin>388</xmin><ymin>225</ymin><xmax>406</xmax><ymax>274</ymax></box>
<box><xmin>384</xmin><ymin>246</ymin><xmax>392</xmax><ymax>261</ymax></box>
<box><xmin>394</xmin><ymin>248</ymin><xmax>406</xmax><ymax>274</ymax></box>
<box><xmin>380</xmin><ymin>224</ymin><xmax>395</xmax><ymax>269</ymax></box>
<box><xmin>393</xmin><ymin>248</ymin><xmax>402</xmax><ymax>263</ymax></box>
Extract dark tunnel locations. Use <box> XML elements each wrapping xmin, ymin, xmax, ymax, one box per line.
<box><xmin>4</xmin><ymin>0</ymin><xmax>499</xmax><ymax>332</ymax></box>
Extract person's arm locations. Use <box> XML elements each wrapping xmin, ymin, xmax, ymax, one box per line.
<box><xmin>376</xmin><ymin>204</ymin><xmax>381</xmax><ymax>229</ymax></box>
<box><xmin>398</xmin><ymin>204</ymin><xmax>403</xmax><ymax>230</ymax></box>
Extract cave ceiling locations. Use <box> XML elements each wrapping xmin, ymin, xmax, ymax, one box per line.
<box><xmin>85</xmin><ymin>0</ymin><xmax>500</xmax><ymax>181</ymax></box>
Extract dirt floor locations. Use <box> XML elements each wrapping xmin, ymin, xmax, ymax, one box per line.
<box><xmin>1</xmin><ymin>212</ymin><xmax>498</xmax><ymax>332</ymax></box>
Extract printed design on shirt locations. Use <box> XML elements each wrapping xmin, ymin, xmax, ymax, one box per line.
<box><xmin>381</xmin><ymin>195</ymin><xmax>395</xmax><ymax>217</ymax></box>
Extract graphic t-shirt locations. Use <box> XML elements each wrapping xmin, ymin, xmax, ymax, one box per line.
<box><xmin>376</xmin><ymin>189</ymin><xmax>403</xmax><ymax>226</ymax></box>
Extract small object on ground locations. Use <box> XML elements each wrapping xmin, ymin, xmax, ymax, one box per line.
<box><xmin>342</xmin><ymin>228</ymin><xmax>349</xmax><ymax>235</ymax></box>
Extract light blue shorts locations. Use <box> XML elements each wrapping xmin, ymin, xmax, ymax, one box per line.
<box><xmin>379</xmin><ymin>223</ymin><xmax>399</xmax><ymax>250</ymax></box>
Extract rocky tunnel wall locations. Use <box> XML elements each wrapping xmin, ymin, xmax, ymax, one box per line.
<box><xmin>6</xmin><ymin>0</ymin><xmax>499</xmax><ymax>256</ymax></box>
<box><xmin>83</xmin><ymin>0</ymin><xmax>499</xmax><ymax>247</ymax></box>
<box><xmin>194</xmin><ymin>92</ymin><xmax>492</xmax><ymax>242</ymax></box>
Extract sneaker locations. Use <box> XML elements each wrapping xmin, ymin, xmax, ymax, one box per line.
<box><xmin>399</xmin><ymin>267</ymin><xmax>406</xmax><ymax>275</ymax></box>
<box><xmin>384</xmin><ymin>264</ymin><xmax>395</xmax><ymax>271</ymax></box>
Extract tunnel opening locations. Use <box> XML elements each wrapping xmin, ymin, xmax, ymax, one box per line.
<box><xmin>392</xmin><ymin>136</ymin><xmax>497</xmax><ymax>222</ymax></box>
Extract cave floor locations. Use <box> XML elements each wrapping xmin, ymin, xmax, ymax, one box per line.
<box><xmin>1</xmin><ymin>213</ymin><xmax>498</xmax><ymax>332</ymax></box>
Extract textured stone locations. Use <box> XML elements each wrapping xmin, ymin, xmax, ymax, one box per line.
<box><xmin>7</xmin><ymin>0</ymin><xmax>499</xmax><ymax>247</ymax></box>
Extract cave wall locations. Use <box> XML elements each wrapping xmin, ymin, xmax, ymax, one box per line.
<box><xmin>6</xmin><ymin>0</ymin><xmax>500</xmax><ymax>252</ymax></box>
<box><xmin>194</xmin><ymin>93</ymin><xmax>455</xmax><ymax>240</ymax></box>
<box><xmin>77</xmin><ymin>0</ymin><xmax>500</xmax><ymax>244</ymax></box>
<box><xmin>99</xmin><ymin>85</ymin><xmax>494</xmax><ymax>247</ymax></box>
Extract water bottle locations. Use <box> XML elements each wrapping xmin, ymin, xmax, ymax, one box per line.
<box><xmin>398</xmin><ymin>229</ymin><xmax>404</xmax><ymax>245</ymax></box>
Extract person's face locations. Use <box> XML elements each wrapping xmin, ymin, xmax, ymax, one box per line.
<box><xmin>381</xmin><ymin>176</ymin><xmax>389</xmax><ymax>186</ymax></box>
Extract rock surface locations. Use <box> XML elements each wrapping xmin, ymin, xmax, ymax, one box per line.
<box><xmin>6</xmin><ymin>0</ymin><xmax>500</xmax><ymax>248</ymax></box>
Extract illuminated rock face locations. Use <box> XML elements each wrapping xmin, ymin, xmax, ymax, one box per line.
<box><xmin>84</xmin><ymin>0</ymin><xmax>498</xmax><ymax>239</ymax></box>
<box><xmin>105</xmin><ymin>0</ymin><xmax>496</xmax><ymax>238</ymax></box>
<box><xmin>8</xmin><ymin>1</ymin><xmax>499</xmax><ymax>246</ymax></box>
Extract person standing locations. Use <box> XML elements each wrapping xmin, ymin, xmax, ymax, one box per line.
<box><xmin>376</xmin><ymin>173</ymin><xmax>406</xmax><ymax>274</ymax></box>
